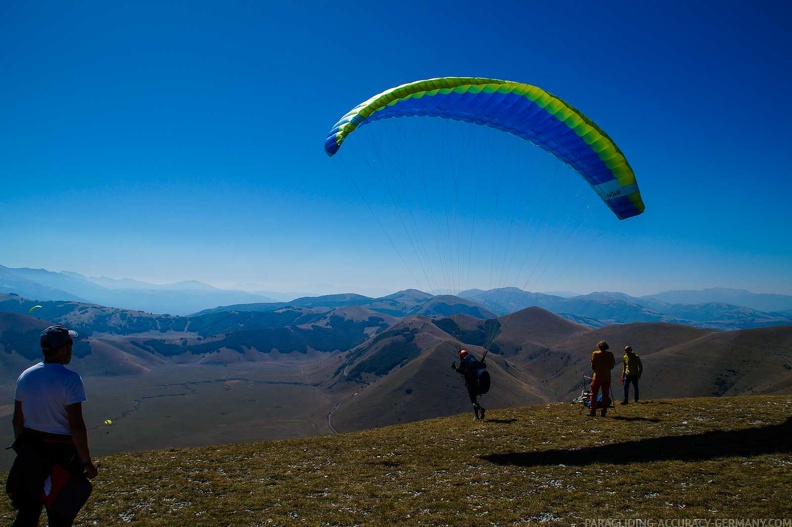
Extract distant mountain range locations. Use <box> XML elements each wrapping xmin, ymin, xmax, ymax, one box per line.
<box><xmin>0</xmin><ymin>265</ymin><xmax>282</xmax><ymax>315</ymax></box>
<box><xmin>457</xmin><ymin>288</ymin><xmax>792</xmax><ymax>330</ymax></box>
<box><xmin>2</xmin><ymin>264</ymin><xmax>791</xmax><ymax>329</ymax></box>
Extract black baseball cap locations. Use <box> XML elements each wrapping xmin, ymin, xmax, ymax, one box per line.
<box><xmin>40</xmin><ymin>325</ymin><xmax>78</xmax><ymax>350</ymax></box>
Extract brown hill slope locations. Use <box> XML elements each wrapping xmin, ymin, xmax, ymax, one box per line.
<box><xmin>642</xmin><ymin>326</ymin><xmax>792</xmax><ymax>398</ymax></box>
<box><xmin>329</xmin><ymin>309</ymin><xmax>589</xmax><ymax>432</ymax></box>
<box><xmin>492</xmin><ymin>318</ymin><xmax>791</xmax><ymax>403</ymax></box>
<box><xmin>495</xmin><ymin>306</ymin><xmax>591</xmax><ymax>352</ymax></box>
<box><xmin>0</xmin><ymin>311</ymin><xmax>189</xmax><ymax>377</ymax></box>
<box><xmin>330</xmin><ymin>340</ymin><xmax>549</xmax><ymax>432</ymax></box>
<box><xmin>525</xmin><ymin>321</ymin><xmax>718</xmax><ymax>399</ymax></box>
<box><xmin>77</xmin><ymin>339</ymin><xmax>157</xmax><ymax>376</ymax></box>
<box><xmin>340</xmin><ymin>316</ymin><xmax>452</xmax><ymax>383</ymax></box>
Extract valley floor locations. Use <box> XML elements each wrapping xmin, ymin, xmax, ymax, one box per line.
<box><xmin>0</xmin><ymin>357</ymin><xmax>346</xmax><ymax>472</ymax></box>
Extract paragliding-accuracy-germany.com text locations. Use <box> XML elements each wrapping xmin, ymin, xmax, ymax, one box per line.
<box><xmin>585</xmin><ymin>519</ymin><xmax>792</xmax><ymax>527</ymax></box>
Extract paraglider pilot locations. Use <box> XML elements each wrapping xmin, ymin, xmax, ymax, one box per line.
<box><xmin>452</xmin><ymin>349</ymin><xmax>489</xmax><ymax>420</ymax></box>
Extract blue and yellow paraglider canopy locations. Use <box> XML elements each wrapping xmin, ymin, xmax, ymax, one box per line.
<box><xmin>28</xmin><ymin>305</ymin><xmax>43</xmax><ymax>314</ymax></box>
<box><xmin>324</xmin><ymin>77</ymin><xmax>644</xmax><ymax>220</ymax></box>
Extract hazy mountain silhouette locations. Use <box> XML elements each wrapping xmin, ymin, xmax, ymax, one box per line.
<box><xmin>0</xmin><ymin>265</ymin><xmax>279</xmax><ymax>315</ymax></box>
<box><xmin>642</xmin><ymin>287</ymin><xmax>792</xmax><ymax>312</ymax></box>
<box><xmin>4</xmin><ymin>264</ymin><xmax>791</xmax><ymax>327</ymax></box>
<box><xmin>458</xmin><ymin>287</ymin><xmax>792</xmax><ymax>330</ymax></box>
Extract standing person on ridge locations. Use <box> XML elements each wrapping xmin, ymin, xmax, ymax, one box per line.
<box><xmin>588</xmin><ymin>340</ymin><xmax>616</xmax><ymax>417</ymax></box>
<box><xmin>621</xmin><ymin>345</ymin><xmax>643</xmax><ymax>404</ymax></box>
<box><xmin>452</xmin><ymin>349</ymin><xmax>488</xmax><ymax>420</ymax></box>
<box><xmin>7</xmin><ymin>325</ymin><xmax>98</xmax><ymax>527</ymax></box>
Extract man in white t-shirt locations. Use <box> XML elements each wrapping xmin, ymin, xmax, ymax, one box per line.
<box><xmin>7</xmin><ymin>325</ymin><xmax>98</xmax><ymax>527</ymax></box>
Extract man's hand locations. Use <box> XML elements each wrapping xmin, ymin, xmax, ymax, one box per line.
<box><xmin>82</xmin><ymin>460</ymin><xmax>98</xmax><ymax>479</ymax></box>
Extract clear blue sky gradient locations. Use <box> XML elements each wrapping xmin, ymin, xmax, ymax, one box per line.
<box><xmin>2</xmin><ymin>1</ymin><xmax>790</xmax><ymax>297</ymax></box>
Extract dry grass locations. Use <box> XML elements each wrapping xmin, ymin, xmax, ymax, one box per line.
<box><xmin>2</xmin><ymin>395</ymin><xmax>790</xmax><ymax>526</ymax></box>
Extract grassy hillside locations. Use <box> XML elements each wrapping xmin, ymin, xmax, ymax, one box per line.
<box><xmin>2</xmin><ymin>395</ymin><xmax>789</xmax><ymax>526</ymax></box>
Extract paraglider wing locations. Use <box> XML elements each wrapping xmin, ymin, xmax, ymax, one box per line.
<box><xmin>324</xmin><ymin>77</ymin><xmax>645</xmax><ymax>220</ymax></box>
<box><xmin>28</xmin><ymin>305</ymin><xmax>43</xmax><ymax>314</ymax></box>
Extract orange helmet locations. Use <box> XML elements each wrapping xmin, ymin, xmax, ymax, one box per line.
<box><xmin>459</xmin><ymin>349</ymin><xmax>469</xmax><ymax>359</ymax></box>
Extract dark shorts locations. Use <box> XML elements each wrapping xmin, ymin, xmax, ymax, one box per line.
<box><xmin>6</xmin><ymin>429</ymin><xmax>91</xmax><ymax>526</ymax></box>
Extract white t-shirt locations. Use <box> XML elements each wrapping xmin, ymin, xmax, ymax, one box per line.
<box><xmin>14</xmin><ymin>362</ymin><xmax>87</xmax><ymax>436</ymax></box>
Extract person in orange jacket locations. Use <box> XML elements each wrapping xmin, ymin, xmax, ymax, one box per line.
<box><xmin>588</xmin><ymin>340</ymin><xmax>615</xmax><ymax>417</ymax></box>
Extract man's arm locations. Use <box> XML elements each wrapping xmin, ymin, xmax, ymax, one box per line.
<box><xmin>67</xmin><ymin>402</ymin><xmax>98</xmax><ymax>479</ymax></box>
<box><xmin>12</xmin><ymin>400</ymin><xmax>25</xmax><ymax>440</ymax></box>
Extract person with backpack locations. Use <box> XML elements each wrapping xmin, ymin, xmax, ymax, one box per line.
<box><xmin>451</xmin><ymin>349</ymin><xmax>489</xmax><ymax>420</ymax></box>
<box><xmin>588</xmin><ymin>340</ymin><xmax>616</xmax><ymax>417</ymax></box>
<box><xmin>621</xmin><ymin>345</ymin><xmax>643</xmax><ymax>404</ymax></box>
<box><xmin>7</xmin><ymin>325</ymin><xmax>98</xmax><ymax>527</ymax></box>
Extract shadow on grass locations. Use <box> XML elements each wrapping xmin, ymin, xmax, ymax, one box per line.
<box><xmin>611</xmin><ymin>416</ymin><xmax>661</xmax><ymax>423</ymax></box>
<box><xmin>481</xmin><ymin>418</ymin><xmax>792</xmax><ymax>467</ymax></box>
<box><xmin>486</xmin><ymin>419</ymin><xmax>518</xmax><ymax>424</ymax></box>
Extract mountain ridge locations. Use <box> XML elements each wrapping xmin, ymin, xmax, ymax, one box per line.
<box><xmin>3</xmin><ymin>265</ymin><xmax>792</xmax><ymax>328</ymax></box>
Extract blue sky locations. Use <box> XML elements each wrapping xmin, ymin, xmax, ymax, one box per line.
<box><xmin>2</xmin><ymin>0</ymin><xmax>790</xmax><ymax>297</ymax></box>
